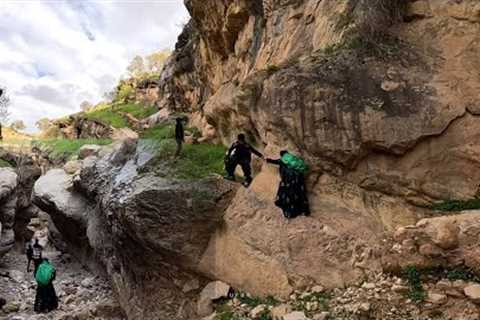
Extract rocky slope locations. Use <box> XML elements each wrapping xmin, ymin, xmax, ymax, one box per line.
<box><xmin>150</xmin><ymin>0</ymin><xmax>480</xmax><ymax>295</ymax></box>
<box><xmin>25</xmin><ymin>0</ymin><xmax>480</xmax><ymax>319</ymax></box>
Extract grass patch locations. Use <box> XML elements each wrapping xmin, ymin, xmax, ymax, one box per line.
<box><xmin>85</xmin><ymin>103</ymin><xmax>157</xmax><ymax>129</ymax></box>
<box><xmin>142</xmin><ymin>124</ymin><xmax>175</xmax><ymax>140</ymax></box>
<box><xmin>403</xmin><ymin>266</ymin><xmax>425</xmax><ymax>303</ymax></box>
<box><xmin>236</xmin><ymin>292</ymin><xmax>279</xmax><ymax>308</ymax></box>
<box><xmin>33</xmin><ymin>139</ymin><xmax>112</xmax><ymax>160</ymax></box>
<box><xmin>430</xmin><ymin>198</ymin><xmax>480</xmax><ymax>212</ymax></box>
<box><xmin>176</xmin><ymin>144</ymin><xmax>228</xmax><ymax>179</ymax></box>
<box><xmin>141</xmin><ymin>124</ymin><xmax>226</xmax><ymax>180</ymax></box>
<box><xmin>85</xmin><ymin>107</ymin><xmax>128</xmax><ymax>128</ymax></box>
<box><xmin>0</xmin><ymin>158</ymin><xmax>12</xmax><ymax>168</ymax></box>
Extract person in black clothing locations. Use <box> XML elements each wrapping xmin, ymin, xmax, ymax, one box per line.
<box><xmin>34</xmin><ymin>259</ymin><xmax>58</xmax><ymax>313</ymax></box>
<box><xmin>225</xmin><ymin>134</ymin><xmax>264</xmax><ymax>187</ymax></box>
<box><xmin>175</xmin><ymin>117</ymin><xmax>185</xmax><ymax>157</ymax></box>
<box><xmin>26</xmin><ymin>242</ymin><xmax>34</xmax><ymax>273</ymax></box>
<box><xmin>267</xmin><ymin>150</ymin><xmax>310</xmax><ymax>219</ymax></box>
<box><xmin>31</xmin><ymin>238</ymin><xmax>43</xmax><ymax>275</ymax></box>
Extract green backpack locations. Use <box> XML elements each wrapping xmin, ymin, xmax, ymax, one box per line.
<box><xmin>35</xmin><ymin>261</ymin><xmax>55</xmax><ymax>286</ymax></box>
<box><xmin>281</xmin><ymin>153</ymin><xmax>308</xmax><ymax>173</ymax></box>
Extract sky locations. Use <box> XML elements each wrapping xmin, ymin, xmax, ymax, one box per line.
<box><xmin>0</xmin><ymin>0</ymin><xmax>189</xmax><ymax>132</ymax></box>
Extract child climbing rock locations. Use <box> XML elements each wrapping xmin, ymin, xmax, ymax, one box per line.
<box><xmin>224</xmin><ymin>134</ymin><xmax>264</xmax><ymax>187</ymax></box>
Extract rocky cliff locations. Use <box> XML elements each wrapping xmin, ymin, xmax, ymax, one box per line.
<box><xmin>153</xmin><ymin>0</ymin><xmax>480</xmax><ymax>294</ymax></box>
<box><xmin>28</xmin><ymin>0</ymin><xmax>480</xmax><ymax>319</ymax></box>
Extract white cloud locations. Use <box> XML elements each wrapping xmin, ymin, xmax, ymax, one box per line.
<box><xmin>0</xmin><ymin>0</ymin><xmax>189</xmax><ymax>132</ymax></box>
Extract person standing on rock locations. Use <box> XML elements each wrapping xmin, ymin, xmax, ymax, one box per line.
<box><xmin>266</xmin><ymin>150</ymin><xmax>310</xmax><ymax>219</ymax></box>
<box><xmin>26</xmin><ymin>242</ymin><xmax>34</xmax><ymax>273</ymax></box>
<box><xmin>34</xmin><ymin>258</ymin><xmax>58</xmax><ymax>313</ymax></box>
<box><xmin>224</xmin><ymin>133</ymin><xmax>264</xmax><ymax>187</ymax></box>
<box><xmin>175</xmin><ymin>117</ymin><xmax>185</xmax><ymax>157</ymax></box>
<box><xmin>31</xmin><ymin>238</ymin><xmax>43</xmax><ymax>275</ymax></box>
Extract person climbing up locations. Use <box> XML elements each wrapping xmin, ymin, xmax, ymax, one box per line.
<box><xmin>31</xmin><ymin>238</ymin><xmax>43</xmax><ymax>275</ymax></box>
<box><xmin>224</xmin><ymin>134</ymin><xmax>264</xmax><ymax>187</ymax></box>
<box><xmin>26</xmin><ymin>242</ymin><xmax>34</xmax><ymax>273</ymax></box>
<box><xmin>175</xmin><ymin>117</ymin><xmax>185</xmax><ymax>157</ymax></box>
<box><xmin>34</xmin><ymin>258</ymin><xmax>58</xmax><ymax>313</ymax></box>
<box><xmin>266</xmin><ymin>150</ymin><xmax>310</xmax><ymax>219</ymax></box>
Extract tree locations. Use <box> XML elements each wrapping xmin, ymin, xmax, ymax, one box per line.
<box><xmin>146</xmin><ymin>50</ymin><xmax>170</xmax><ymax>73</ymax></box>
<box><xmin>80</xmin><ymin>101</ymin><xmax>93</xmax><ymax>112</ymax></box>
<box><xmin>11</xmin><ymin>120</ymin><xmax>26</xmax><ymax>131</ymax></box>
<box><xmin>127</xmin><ymin>55</ymin><xmax>145</xmax><ymax>77</ymax></box>
<box><xmin>35</xmin><ymin>118</ymin><xmax>51</xmax><ymax>131</ymax></box>
<box><xmin>0</xmin><ymin>87</ymin><xmax>11</xmax><ymax>140</ymax></box>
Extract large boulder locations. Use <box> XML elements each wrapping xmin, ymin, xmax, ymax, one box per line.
<box><xmin>35</xmin><ymin>140</ymin><xmax>238</xmax><ymax>319</ymax></box>
<box><xmin>0</xmin><ymin>168</ymin><xmax>18</xmax><ymax>258</ymax></box>
<box><xmin>33</xmin><ymin>169</ymin><xmax>95</xmax><ymax>269</ymax></box>
<box><xmin>384</xmin><ymin>211</ymin><xmax>480</xmax><ymax>273</ymax></box>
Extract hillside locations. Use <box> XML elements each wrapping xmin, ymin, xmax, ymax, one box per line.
<box><xmin>2</xmin><ymin>1</ymin><xmax>480</xmax><ymax>320</ymax></box>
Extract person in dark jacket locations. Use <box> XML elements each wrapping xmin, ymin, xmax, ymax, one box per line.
<box><xmin>26</xmin><ymin>242</ymin><xmax>34</xmax><ymax>273</ymax></box>
<box><xmin>267</xmin><ymin>150</ymin><xmax>310</xmax><ymax>219</ymax></box>
<box><xmin>225</xmin><ymin>134</ymin><xmax>263</xmax><ymax>187</ymax></box>
<box><xmin>31</xmin><ymin>238</ymin><xmax>43</xmax><ymax>275</ymax></box>
<box><xmin>175</xmin><ymin>117</ymin><xmax>185</xmax><ymax>157</ymax></box>
<box><xmin>34</xmin><ymin>259</ymin><xmax>58</xmax><ymax>313</ymax></box>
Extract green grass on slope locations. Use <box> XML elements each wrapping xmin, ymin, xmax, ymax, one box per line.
<box><xmin>85</xmin><ymin>103</ymin><xmax>157</xmax><ymax>129</ymax></box>
<box><xmin>430</xmin><ymin>198</ymin><xmax>480</xmax><ymax>212</ymax></box>
<box><xmin>142</xmin><ymin>124</ymin><xmax>227</xmax><ymax>180</ymax></box>
<box><xmin>33</xmin><ymin>139</ymin><xmax>112</xmax><ymax>160</ymax></box>
<box><xmin>0</xmin><ymin>159</ymin><xmax>12</xmax><ymax>168</ymax></box>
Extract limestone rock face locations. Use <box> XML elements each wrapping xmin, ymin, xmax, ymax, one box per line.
<box><xmin>0</xmin><ymin>168</ymin><xmax>17</xmax><ymax>258</ymax></box>
<box><xmin>161</xmin><ymin>0</ymin><xmax>480</xmax><ymax>204</ymax></box>
<box><xmin>385</xmin><ymin>211</ymin><xmax>480</xmax><ymax>273</ymax></box>
<box><xmin>34</xmin><ymin>141</ymin><xmax>238</xmax><ymax>319</ymax></box>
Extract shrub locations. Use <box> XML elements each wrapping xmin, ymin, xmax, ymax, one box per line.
<box><xmin>430</xmin><ymin>198</ymin><xmax>480</xmax><ymax>212</ymax></box>
<box><xmin>403</xmin><ymin>266</ymin><xmax>425</xmax><ymax>303</ymax></box>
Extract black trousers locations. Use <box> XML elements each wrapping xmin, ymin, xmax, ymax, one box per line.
<box><xmin>225</xmin><ymin>159</ymin><xmax>252</xmax><ymax>183</ymax></box>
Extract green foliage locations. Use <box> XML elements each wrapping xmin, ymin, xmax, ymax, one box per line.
<box><xmin>117</xmin><ymin>83</ymin><xmax>134</xmax><ymax>102</ymax></box>
<box><xmin>236</xmin><ymin>292</ymin><xmax>279</xmax><ymax>308</ymax></box>
<box><xmin>142</xmin><ymin>124</ymin><xmax>175</xmax><ymax>140</ymax></box>
<box><xmin>430</xmin><ymin>198</ymin><xmax>480</xmax><ymax>212</ymax></box>
<box><xmin>0</xmin><ymin>158</ymin><xmax>12</xmax><ymax>167</ymax></box>
<box><xmin>85</xmin><ymin>103</ymin><xmax>156</xmax><ymax>129</ymax></box>
<box><xmin>86</xmin><ymin>106</ymin><xmax>128</xmax><ymax>128</ymax></box>
<box><xmin>33</xmin><ymin>139</ymin><xmax>112</xmax><ymax>160</ymax></box>
<box><xmin>403</xmin><ymin>266</ymin><xmax>425</xmax><ymax>303</ymax></box>
<box><xmin>174</xmin><ymin>143</ymin><xmax>227</xmax><ymax>180</ymax></box>
<box><xmin>142</xmin><ymin>124</ymin><xmax>227</xmax><ymax>180</ymax></box>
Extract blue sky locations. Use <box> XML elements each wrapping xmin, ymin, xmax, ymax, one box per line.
<box><xmin>0</xmin><ymin>0</ymin><xmax>189</xmax><ymax>132</ymax></box>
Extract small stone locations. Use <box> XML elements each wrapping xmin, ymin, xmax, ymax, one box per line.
<box><xmin>284</xmin><ymin>311</ymin><xmax>308</xmax><ymax>320</ymax></box>
<box><xmin>313</xmin><ymin>312</ymin><xmax>329</xmax><ymax>320</ymax></box>
<box><xmin>311</xmin><ymin>285</ymin><xmax>324</xmax><ymax>293</ymax></box>
<box><xmin>359</xmin><ymin>302</ymin><xmax>371</xmax><ymax>312</ymax></box>
<box><xmin>464</xmin><ymin>284</ymin><xmax>480</xmax><ymax>303</ymax></box>
<box><xmin>2</xmin><ymin>301</ymin><xmax>20</xmax><ymax>313</ymax></box>
<box><xmin>426</xmin><ymin>292</ymin><xmax>447</xmax><ymax>305</ymax></box>
<box><xmin>182</xmin><ymin>278</ymin><xmax>200</xmax><ymax>293</ymax></box>
<box><xmin>271</xmin><ymin>304</ymin><xmax>292</xmax><ymax>320</ymax></box>
<box><xmin>362</xmin><ymin>283</ymin><xmax>376</xmax><ymax>290</ymax></box>
<box><xmin>392</xmin><ymin>285</ymin><xmax>408</xmax><ymax>294</ymax></box>
<box><xmin>81</xmin><ymin>277</ymin><xmax>95</xmax><ymax>288</ymax></box>
<box><xmin>250</xmin><ymin>305</ymin><xmax>267</xmax><ymax>318</ymax></box>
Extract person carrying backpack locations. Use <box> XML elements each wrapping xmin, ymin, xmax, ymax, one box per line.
<box><xmin>34</xmin><ymin>259</ymin><xmax>58</xmax><ymax>313</ymax></box>
<box><xmin>266</xmin><ymin>150</ymin><xmax>310</xmax><ymax>219</ymax></box>
<box><xmin>224</xmin><ymin>134</ymin><xmax>264</xmax><ymax>187</ymax></box>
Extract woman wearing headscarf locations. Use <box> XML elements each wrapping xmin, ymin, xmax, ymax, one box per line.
<box><xmin>266</xmin><ymin>150</ymin><xmax>310</xmax><ymax>219</ymax></box>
